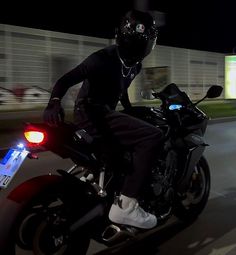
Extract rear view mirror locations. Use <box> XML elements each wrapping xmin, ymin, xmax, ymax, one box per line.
<box><xmin>206</xmin><ymin>85</ymin><xmax>223</xmax><ymax>98</ymax></box>
<box><xmin>140</xmin><ymin>89</ymin><xmax>156</xmax><ymax>100</ymax></box>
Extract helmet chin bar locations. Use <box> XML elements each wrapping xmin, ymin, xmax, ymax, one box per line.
<box><xmin>115</xmin><ymin>33</ymin><xmax>157</xmax><ymax>68</ymax></box>
<box><xmin>116</xmin><ymin>46</ymin><xmax>140</xmax><ymax>68</ymax></box>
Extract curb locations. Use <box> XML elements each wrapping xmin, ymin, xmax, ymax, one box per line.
<box><xmin>208</xmin><ymin>116</ymin><xmax>236</xmax><ymax>124</ymax></box>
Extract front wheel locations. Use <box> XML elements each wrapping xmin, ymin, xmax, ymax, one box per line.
<box><xmin>173</xmin><ymin>156</ymin><xmax>210</xmax><ymax>223</ymax></box>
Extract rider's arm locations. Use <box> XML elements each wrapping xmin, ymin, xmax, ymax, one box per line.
<box><xmin>49</xmin><ymin>53</ymin><xmax>99</xmax><ymax>101</ymax></box>
<box><xmin>43</xmin><ymin>53</ymin><xmax>99</xmax><ymax>126</ymax></box>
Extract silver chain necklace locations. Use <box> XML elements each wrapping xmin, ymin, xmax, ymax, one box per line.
<box><xmin>121</xmin><ymin>64</ymin><xmax>132</xmax><ymax>78</ymax></box>
<box><xmin>116</xmin><ymin>47</ymin><xmax>133</xmax><ymax>78</ymax></box>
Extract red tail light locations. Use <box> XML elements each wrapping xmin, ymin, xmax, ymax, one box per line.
<box><xmin>24</xmin><ymin>131</ymin><xmax>46</xmax><ymax>145</ymax></box>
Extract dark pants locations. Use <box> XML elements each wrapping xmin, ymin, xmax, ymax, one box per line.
<box><xmin>74</xmin><ymin>107</ymin><xmax>163</xmax><ymax>198</ymax></box>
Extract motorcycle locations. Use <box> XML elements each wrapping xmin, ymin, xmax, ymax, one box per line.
<box><xmin>0</xmin><ymin>83</ymin><xmax>223</xmax><ymax>255</ymax></box>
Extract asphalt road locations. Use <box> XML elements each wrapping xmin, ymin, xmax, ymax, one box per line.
<box><xmin>0</xmin><ymin>120</ymin><xmax>236</xmax><ymax>255</ymax></box>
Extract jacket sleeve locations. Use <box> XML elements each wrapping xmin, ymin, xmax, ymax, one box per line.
<box><xmin>50</xmin><ymin>53</ymin><xmax>99</xmax><ymax>100</ymax></box>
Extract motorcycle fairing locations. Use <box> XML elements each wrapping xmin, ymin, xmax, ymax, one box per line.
<box><xmin>177</xmin><ymin>144</ymin><xmax>206</xmax><ymax>193</ymax></box>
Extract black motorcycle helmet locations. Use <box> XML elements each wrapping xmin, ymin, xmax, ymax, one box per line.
<box><xmin>116</xmin><ymin>9</ymin><xmax>158</xmax><ymax>67</ymax></box>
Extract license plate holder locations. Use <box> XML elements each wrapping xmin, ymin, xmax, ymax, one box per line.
<box><xmin>0</xmin><ymin>147</ymin><xmax>29</xmax><ymax>189</ymax></box>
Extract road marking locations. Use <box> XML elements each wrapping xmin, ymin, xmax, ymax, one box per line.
<box><xmin>208</xmin><ymin>244</ymin><xmax>236</xmax><ymax>254</ymax></box>
<box><xmin>210</xmin><ymin>190</ymin><xmax>227</xmax><ymax>198</ymax></box>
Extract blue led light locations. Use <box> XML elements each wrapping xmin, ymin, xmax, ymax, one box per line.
<box><xmin>169</xmin><ymin>104</ymin><xmax>183</xmax><ymax>110</ymax></box>
<box><xmin>17</xmin><ymin>143</ymin><xmax>25</xmax><ymax>149</ymax></box>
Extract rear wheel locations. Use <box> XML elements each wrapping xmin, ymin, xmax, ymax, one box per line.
<box><xmin>14</xmin><ymin>193</ymin><xmax>90</xmax><ymax>255</ymax></box>
<box><xmin>173</xmin><ymin>156</ymin><xmax>210</xmax><ymax>223</ymax></box>
<box><xmin>32</xmin><ymin>218</ymin><xmax>90</xmax><ymax>255</ymax></box>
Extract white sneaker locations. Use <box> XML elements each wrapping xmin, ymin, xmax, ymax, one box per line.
<box><xmin>108</xmin><ymin>196</ymin><xmax>157</xmax><ymax>229</ymax></box>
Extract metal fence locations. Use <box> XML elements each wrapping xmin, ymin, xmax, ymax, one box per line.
<box><xmin>0</xmin><ymin>24</ymin><xmax>226</xmax><ymax>110</ymax></box>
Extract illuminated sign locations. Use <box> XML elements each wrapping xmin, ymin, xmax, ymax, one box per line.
<box><xmin>225</xmin><ymin>55</ymin><xmax>236</xmax><ymax>99</ymax></box>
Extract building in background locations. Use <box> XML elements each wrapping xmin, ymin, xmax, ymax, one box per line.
<box><xmin>0</xmin><ymin>24</ymin><xmax>225</xmax><ymax>110</ymax></box>
<box><xmin>225</xmin><ymin>55</ymin><xmax>236</xmax><ymax>99</ymax></box>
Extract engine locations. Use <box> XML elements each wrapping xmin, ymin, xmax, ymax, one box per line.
<box><xmin>151</xmin><ymin>161</ymin><xmax>168</xmax><ymax>197</ymax></box>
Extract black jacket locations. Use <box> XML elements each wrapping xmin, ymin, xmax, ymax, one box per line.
<box><xmin>50</xmin><ymin>45</ymin><xmax>142</xmax><ymax>110</ymax></box>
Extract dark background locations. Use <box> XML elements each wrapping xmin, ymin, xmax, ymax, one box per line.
<box><xmin>1</xmin><ymin>0</ymin><xmax>236</xmax><ymax>53</ymax></box>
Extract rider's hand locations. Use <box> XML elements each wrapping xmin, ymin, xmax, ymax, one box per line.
<box><xmin>43</xmin><ymin>98</ymin><xmax>65</xmax><ymax>127</ymax></box>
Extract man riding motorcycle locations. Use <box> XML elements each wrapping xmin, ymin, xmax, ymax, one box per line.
<box><xmin>43</xmin><ymin>9</ymin><xmax>163</xmax><ymax>229</ymax></box>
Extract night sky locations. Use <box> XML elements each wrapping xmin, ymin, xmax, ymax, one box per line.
<box><xmin>1</xmin><ymin>0</ymin><xmax>236</xmax><ymax>53</ymax></box>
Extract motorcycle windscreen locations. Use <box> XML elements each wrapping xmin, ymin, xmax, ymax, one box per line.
<box><xmin>158</xmin><ymin>83</ymin><xmax>192</xmax><ymax>107</ymax></box>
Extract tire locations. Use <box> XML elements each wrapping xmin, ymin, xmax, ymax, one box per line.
<box><xmin>32</xmin><ymin>219</ymin><xmax>90</xmax><ymax>255</ymax></box>
<box><xmin>12</xmin><ymin>191</ymin><xmax>90</xmax><ymax>255</ymax></box>
<box><xmin>173</xmin><ymin>156</ymin><xmax>210</xmax><ymax>223</ymax></box>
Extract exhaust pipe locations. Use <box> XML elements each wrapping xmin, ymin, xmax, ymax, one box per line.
<box><xmin>102</xmin><ymin>224</ymin><xmax>138</xmax><ymax>244</ymax></box>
